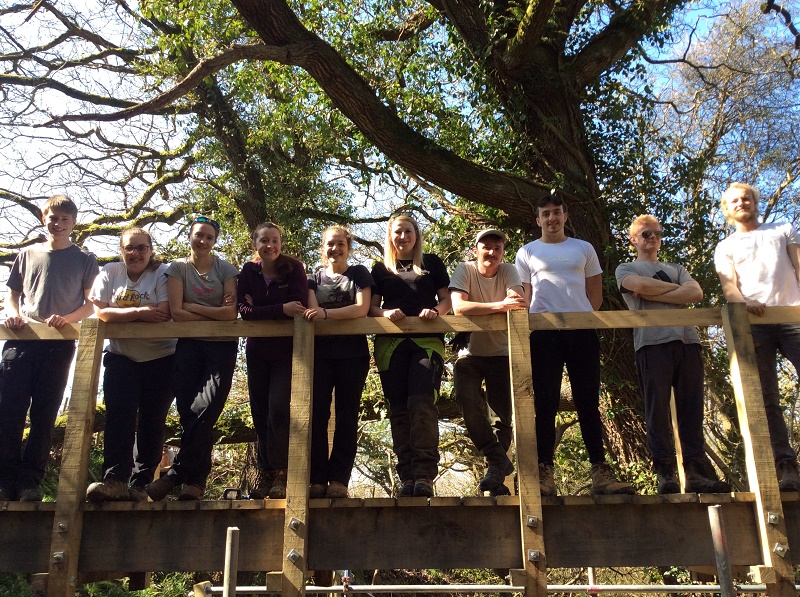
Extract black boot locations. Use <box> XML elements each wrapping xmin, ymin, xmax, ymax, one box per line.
<box><xmin>684</xmin><ymin>460</ymin><xmax>731</xmax><ymax>494</ymax></box>
<box><xmin>654</xmin><ymin>460</ymin><xmax>680</xmax><ymax>494</ymax></box>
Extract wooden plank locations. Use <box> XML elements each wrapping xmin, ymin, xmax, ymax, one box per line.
<box><xmin>282</xmin><ymin>316</ymin><xmax>315</xmax><ymax>597</ymax></box>
<box><xmin>0</xmin><ymin>322</ymin><xmax>80</xmax><ymax>340</ymax></box>
<box><xmin>721</xmin><ymin>303</ymin><xmax>796</xmax><ymax>597</ymax></box>
<box><xmin>507</xmin><ymin>309</ymin><xmax>547</xmax><ymax>597</ymax></box>
<box><xmin>48</xmin><ymin>318</ymin><xmax>106</xmax><ymax>597</ymax></box>
<box><xmin>669</xmin><ymin>390</ymin><xmax>686</xmax><ymax>490</ymax></box>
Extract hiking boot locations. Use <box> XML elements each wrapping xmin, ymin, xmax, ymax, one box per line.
<box><xmin>590</xmin><ymin>462</ymin><xmax>635</xmax><ymax>496</ymax></box>
<box><xmin>18</xmin><ymin>485</ymin><xmax>43</xmax><ymax>502</ymax></box>
<box><xmin>309</xmin><ymin>483</ymin><xmax>327</xmax><ymax>499</ymax></box>
<box><xmin>326</xmin><ymin>481</ymin><xmax>348</xmax><ymax>499</ymax></box>
<box><xmin>177</xmin><ymin>484</ymin><xmax>203</xmax><ymax>501</ymax></box>
<box><xmin>268</xmin><ymin>470</ymin><xmax>287</xmax><ymax>499</ymax></box>
<box><xmin>86</xmin><ymin>479</ymin><xmax>131</xmax><ymax>502</ymax></box>
<box><xmin>413</xmin><ymin>476</ymin><xmax>434</xmax><ymax>497</ymax></box>
<box><xmin>147</xmin><ymin>474</ymin><xmax>177</xmax><ymax>501</ymax></box>
<box><xmin>777</xmin><ymin>459</ymin><xmax>800</xmax><ymax>492</ymax></box>
<box><xmin>539</xmin><ymin>463</ymin><xmax>557</xmax><ymax>497</ymax></box>
<box><xmin>490</xmin><ymin>484</ymin><xmax>511</xmax><ymax>497</ymax></box>
<box><xmin>479</xmin><ymin>459</ymin><xmax>514</xmax><ymax>492</ymax></box>
<box><xmin>128</xmin><ymin>485</ymin><xmax>148</xmax><ymax>502</ymax></box>
<box><xmin>654</xmin><ymin>461</ymin><xmax>680</xmax><ymax>495</ymax></box>
<box><xmin>249</xmin><ymin>468</ymin><xmax>273</xmax><ymax>500</ymax></box>
<box><xmin>399</xmin><ymin>479</ymin><xmax>415</xmax><ymax>497</ymax></box>
<box><xmin>684</xmin><ymin>461</ymin><xmax>731</xmax><ymax>494</ymax></box>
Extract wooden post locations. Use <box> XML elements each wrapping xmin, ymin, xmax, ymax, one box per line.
<box><xmin>720</xmin><ymin>304</ymin><xmax>795</xmax><ymax>596</ymax></box>
<box><xmin>47</xmin><ymin>318</ymin><xmax>106</xmax><ymax>596</ymax></box>
<box><xmin>282</xmin><ymin>316</ymin><xmax>315</xmax><ymax>597</ymax></box>
<box><xmin>669</xmin><ymin>391</ymin><xmax>686</xmax><ymax>491</ymax></box>
<box><xmin>507</xmin><ymin>310</ymin><xmax>547</xmax><ymax>597</ymax></box>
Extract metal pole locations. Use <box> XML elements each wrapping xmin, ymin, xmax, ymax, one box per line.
<box><xmin>223</xmin><ymin>527</ymin><xmax>240</xmax><ymax>597</ymax></box>
<box><xmin>707</xmin><ymin>505</ymin><xmax>736</xmax><ymax>597</ymax></box>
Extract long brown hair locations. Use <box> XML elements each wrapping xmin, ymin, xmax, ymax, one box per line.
<box><xmin>252</xmin><ymin>221</ymin><xmax>295</xmax><ymax>282</ymax></box>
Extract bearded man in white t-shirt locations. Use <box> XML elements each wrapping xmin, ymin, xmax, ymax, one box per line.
<box><xmin>715</xmin><ymin>182</ymin><xmax>800</xmax><ymax>491</ymax></box>
<box><xmin>450</xmin><ymin>229</ymin><xmax>526</xmax><ymax>495</ymax></box>
<box><xmin>515</xmin><ymin>196</ymin><xmax>634</xmax><ymax>497</ymax></box>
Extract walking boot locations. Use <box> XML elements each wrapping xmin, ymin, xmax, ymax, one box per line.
<box><xmin>268</xmin><ymin>470</ymin><xmax>287</xmax><ymax>499</ymax></box>
<box><xmin>654</xmin><ymin>460</ymin><xmax>680</xmax><ymax>495</ymax></box>
<box><xmin>590</xmin><ymin>462</ymin><xmax>635</xmax><ymax>495</ymax></box>
<box><xmin>539</xmin><ymin>463</ymin><xmax>557</xmax><ymax>497</ymax></box>
<box><xmin>479</xmin><ymin>457</ymin><xmax>514</xmax><ymax>492</ymax></box>
<box><xmin>684</xmin><ymin>460</ymin><xmax>731</xmax><ymax>494</ymax></box>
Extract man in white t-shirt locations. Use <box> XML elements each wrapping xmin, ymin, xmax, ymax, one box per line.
<box><xmin>714</xmin><ymin>182</ymin><xmax>800</xmax><ymax>491</ymax></box>
<box><xmin>617</xmin><ymin>215</ymin><xmax>729</xmax><ymax>494</ymax></box>
<box><xmin>450</xmin><ymin>229</ymin><xmax>526</xmax><ymax>495</ymax></box>
<box><xmin>515</xmin><ymin>196</ymin><xmax>634</xmax><ymax>496</ymax></box>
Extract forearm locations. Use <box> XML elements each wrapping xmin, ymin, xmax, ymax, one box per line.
<box><xmin>325</xmin><ymin>303</ymin><xmax>369</xmax><ymax>320</ymax></box>
<box><xmin>187</xmin><ymin>303</ymin><xmax>237</xmax><ymax>321</ymax></box>
<box><xmin>434</xmin><ymin>296</ymin><xmax>452</xmax><ymax>315</ymax></box>
<box><xmin>94</xmin><ymin>306</ymin><xmax>146</xmax><ymax>322</ymax></box>
<box><xmin>62</xmin><ymin>301</ymin><xmax>95</xmax><ymax>324</ymax></box>
<box><xmin>453</xmin><ymin>300</ymin><xmax>506</xmax><ymax>316</ymax></box>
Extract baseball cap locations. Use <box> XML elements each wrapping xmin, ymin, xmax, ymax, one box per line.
<box><xmin>475</xmin><ymin>229</ymin><xmax>506</xmax><ymax>245</ymax></box>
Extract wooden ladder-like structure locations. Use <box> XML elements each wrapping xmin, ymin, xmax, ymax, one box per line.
<box><xmin>1</xmin><ymin>305</ymin><xmax>799</xmax><ymax>596</ymax></box>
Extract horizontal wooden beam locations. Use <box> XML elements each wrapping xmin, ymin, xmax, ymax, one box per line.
<box><xmin>3</xmin><ymin>494</ymin><xmax>798</xmax><ymax>574</ymax></box>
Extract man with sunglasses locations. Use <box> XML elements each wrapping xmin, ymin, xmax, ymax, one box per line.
<box><xmin>616</xmin><ymin>215</ymin><xmax>730</xmax><ymax>494</ymax></box>
<box><xmin>715</xmin><ymin>183</ymin><xmax>800</xmax><ymax>491</ymax></box>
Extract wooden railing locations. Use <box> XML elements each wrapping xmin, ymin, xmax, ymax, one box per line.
<box><xmin>1</xmin><ymin>305</ymin><xmax>800</xmax><ymax>597</ymax></box>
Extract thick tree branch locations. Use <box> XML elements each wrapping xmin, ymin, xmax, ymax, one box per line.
<box><xmin>370</xmin><ymin>9</ymin><xmax>437</xmax><ymax>42</ymax></box>
<box><xmin>437</xmin><ymin>0</ymin><xmax>491</xmax><ymax>60</ymax></box>
<box><xmin>503</xmin><ymin>0</ymin><xmax>558</xmax><ymax>71</ymax></box>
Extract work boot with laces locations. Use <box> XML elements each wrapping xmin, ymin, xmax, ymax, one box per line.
<box><xmin>590</xmin><ymin>462</ymin><xmax>635</xmax><ymax>495</ymax></box>
<box><xmin>539</xmin><ymin>463</ymin><xmax>557</xmax><ymax>497</ymax></box>
<box><xmin>268</xmin><ymin>470</ymin><xmax>287</xmax><ymax>499</ymax></box>
<box><xmin>654</xmin><ymin>460</ymin><xmax>680</xmax><ymax>495</ymax></box>
<box><xmin>684</xmin><ymin>460</ymin><xmax>731</xmax><ymax>493</ymax></box>
<box><xmin>86</xmin><ymin>478</ymin><xmax>131</xmax><ymax>502</ymax></box>
<box><xmin>777</xmin><ymin>459</ymin><xmax>800</xmax><ymax>492</ymax></box>
<box><xmin>479</xmin><ymin>457</ymin><xmax>514</xmax><ymax>493</ymax></box>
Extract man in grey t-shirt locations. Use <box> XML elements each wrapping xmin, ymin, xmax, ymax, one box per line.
<box><xmin>450</xmin><ymin>229</ymin><xmax>525</xmax><ymax>495</ymax></box>
<box><xmin>616</xmin><ymin>215</ymin><xmax>729</xmax><ymax>494</ymax></box>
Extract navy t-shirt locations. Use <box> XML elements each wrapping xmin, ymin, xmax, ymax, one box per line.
<box><xmin>309</xmin><ymin>264</ymin><xmax>375</xmax><ymax>358</ymax></box>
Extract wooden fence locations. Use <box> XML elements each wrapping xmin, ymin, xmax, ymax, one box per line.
<box><xmin>1</xmin><ymin>305</ymin><xmax>800</xmax><ymax>596</ymax></box>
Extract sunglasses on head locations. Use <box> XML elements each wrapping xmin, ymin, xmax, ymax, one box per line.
<box><xmin>193</xmin><ymin>216</ymin><xmax>220</xmax><ymax>232</ymax></box>
<box><xmin>641</xmin><ymin>230</ymin><xmax>663</xmax><ymax>239</ymax></box>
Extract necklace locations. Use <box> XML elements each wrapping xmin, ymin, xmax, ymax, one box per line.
<box><xmin>397</xmin><ymin>260</ymin><xmax>413</xmax><ymax>272</ymax></box>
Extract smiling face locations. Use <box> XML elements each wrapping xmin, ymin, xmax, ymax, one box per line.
<box><xmin>475</xmin><ymin>235</ymin><xmax>505</xmax><ymax>275</ymax></box>
<box><xmin>323</xmin><ymin>229</ymin><xmax>350</xmax><ymax>269</ymax></box>
<box><xmin>42</xmin><ymin>208</ymin><xmax>76</xmax><ymax>246</ymax></box>
<box><xmin>630</xmin><ymin>219</ymin><xmax>662</xmax><ymax>260</ymax></box>
<box><xmin>120</xmin><ymin>232</ymin><xmax>153</xmax><ymax>279</ymax></box>
<box><xmin>722</xmin><ymin>187</ymin><xmax>759</xmax><ymax>226</ymax></box>
<box><xmin>189</xmin><ymin>222</ymin><xmax>218</xmax><ymax>256</ymax></box>
<box><xmin>390</xmin><ymin>219</ymin><xmax>417</xmax><ymax>259</ymax></box>
<box><xmin>536</xmin><ymin>202</ymin><xmax>567</xmax><ymax>241</ymax></box>
<box><xmin>254</xmin><ymin>225</ymin><xmax>282</xmax><ymax>264</ymax></box>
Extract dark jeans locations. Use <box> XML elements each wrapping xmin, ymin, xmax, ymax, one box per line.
<box><xmin>310</xmin><ymin>355</ymin><xmax>370</xmax><ymax>486</ymax></box>
<box><xmin>529</xmin><ymin>329</ymin><xmax>605</xmax><ymax>465</ymax></box>
<box><xmin>379</xmin><ymin>339</ymin><xmax>442</xmax><ymax>481</ymax></box>
<box><xmin>751</xmin><ymin>323</ymin><xmax>800</xmax><ymax>464</ymax></box>
<box><xmin>453</xmin><ymin>355</ymin><xmax>513</xmax><ymax>463</ymax></box>
<box><xmin>247</xmin><ymin>353</ymin><xmax>292</xmax><ymax>470</ymax></box>
<box><xmin>636</xmin><ymin>341</ymin><xmax>705</xmax><ymax>466</ymax></box>
<box><xmin>169</xmin><ymin>339</ymin><xmax>237</xmax><ymax>487</ymax></box>
<box><xmin>101</xmin><ymin>351</ymin><xmax>175</xmax><ymax>488</ymax></box>
<box><xmin>0</xmin><ymin>340</ymin><xmax>75</xmax><ymax>490</ymax></box>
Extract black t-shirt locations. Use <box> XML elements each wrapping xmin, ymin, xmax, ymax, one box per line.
<box><xmin>308</xmin><ymin>264</ymin><xmax>375</xmax><ymax>358</ymax></box>
<box><xmin>371</xmin><ymin>253</ymin><xmax>449</xmax><ymax>339</ymax></box>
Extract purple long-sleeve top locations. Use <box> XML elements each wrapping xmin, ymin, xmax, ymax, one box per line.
<box><xmin>238</xmin><ymin>258</ymin><xmax>308</xmax><ymax>360</ymax></box>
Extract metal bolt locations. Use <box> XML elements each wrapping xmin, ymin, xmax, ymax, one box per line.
<box><xmin>58</xmin><ymin>522</ymin><xmax>67</xmax><ymax>533</ymax></box>
<box><xmin>527</xmin><ymin>549</ymin><xmax>541</xmax><ymax>562</ymax></box>
<box><xmin>52</xmin><ymin>552</ymin><xmax>64</xmax><ymax>564</ymax></box>
<box><xmin>69</xmin><ymin>577</ymin><xmax>76</xmax><ymax>586</ymax></box>
<box><xmin>773</xmin><ymin>543</ymin><xmax>788</xmax><ymax>557</ymax></box>
<box><xmin>287</xmin><ymin>549</ymin><xmax>301</xmax><ymax>564</ymax></box>
<box><xmin>767</xmin><ymin>512</ymin><xmax>779</xmax><ymax>525</ymax></box>
<box><xmin>526</xmin><ymin>515</ymin><xmax>539</xmax><ymax>528</ymax></box>
<box><xmin>289</xmin><ymin>517</ymin><xmax>302</xmax><ymax>531</ymax></box>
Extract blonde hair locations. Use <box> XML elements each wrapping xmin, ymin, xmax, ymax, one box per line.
<box><xmin>628</xmin><ymin>214</ymin><xmax>660</xmax><ymax>238</ymax></box>
<box><xmin>384</xmin><ymin>214</ymin><xmax>423</xmax><ymax>275</ymax></box>
<box><xmin>120</xmin><ymin>226</ymin><xmax>161</xmax><ymax>272</ymax></box>
<box><xmin>321</xmin><ymin>226</ymin><xmax>353</xmax><ymax>265</ymax></box>
<box><xmin>721</xmin><ymin>183</ymin><xmax>760</xmax><ymax>224</ymax></box>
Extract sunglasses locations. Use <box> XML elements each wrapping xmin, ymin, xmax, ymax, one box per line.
<box><xmin>641</xmin><ymin>230</ymin><xmax>663</xmax><ymax>239</ymax></box>
<box><xmin>122</xmin><ymin>244</ymin><xmax>152</xmax><ymax>255</ymax></box>
<box><xmin>193</xmin><ymin>216</ymin><xmax>220</xmax><ymax>232</ymax></box>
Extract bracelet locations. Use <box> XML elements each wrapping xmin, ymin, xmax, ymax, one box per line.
<box><xmin>323</xmin><ymin>308</ymin><xmax>328</xmax><ymax>319</ymax></box>
<box><xmin>431</xmin><ymin>307</ymin><xmax>439</xmax><ymax>315</ymax></box>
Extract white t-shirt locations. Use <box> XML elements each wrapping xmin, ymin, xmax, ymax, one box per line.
<box><xmin>714</xmin><ymin>222</ymin><xmax>800</xmax><ymax>307</ymax></box>
<box><xmin>449</xmin><ymin>261</ymin><xmax>522</xmax><ymax>357</ymax></box>
<box><xmin>89</xmin><ymin>262</ymin><xmax>177</xmax><ymax>362</ymax></box>
<box><xmin>515</xmin><ymin>237</ymin><xmax>602</xmax><ymax>313</ymax></box>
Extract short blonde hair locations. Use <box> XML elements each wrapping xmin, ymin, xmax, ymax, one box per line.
<box><xmin>384</xmin><ymin>214</ymin><xmax>423</xmax><ymax>275</ymax></box>
<box><xmin>629</xmin><ymin>214</ymin><xmax>660</xmax><ymax>238</ymax></box>
<box><xmin>721</xmin><ymin>183</ymin><xmax>760</xmax><ymax>223</ymax></box>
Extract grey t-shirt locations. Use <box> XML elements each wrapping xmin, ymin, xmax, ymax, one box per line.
<box><xmin>7</xmin><ymin>243</ymin><xmax>98</xmax><ymax>322</ymax></box>
<box><xmin>615</xmin><ymin>260</ymin><xmax>700</xmax><ymax>351</ymax></box>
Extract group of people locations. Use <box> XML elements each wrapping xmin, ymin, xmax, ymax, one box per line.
<box><xmin>1</xmin><ymin>182</ymin><xmax>799</xmax><ymax>503</ymax></box>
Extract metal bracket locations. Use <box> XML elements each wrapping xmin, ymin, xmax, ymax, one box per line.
<box><xmin>57</xmin><ymin>521</ymin><xmax>68</xmax><ymax>533</ymax></box>
<box><xmin>767</xmin><ymin>511</ymin><xmax>779</xmax><ymax>525</ymax></box>
<box><xmin>286</xmin><ymin>549</ymin><xmax>301</xmax><ymax>564</ymax></box>
<box><xmin>52</xmin><ymin>552</ymin><xmax>64</xmax><ymax>564</ymax></box>
<box><xmin>527</xmin><ymin>549</ymin><xmax>540</xmax><ymax>562</ymax></box>
<box><xmin>526</xmin><ymin>515</ymin><xmax>539</xmax><ymax>528</ymax></box>
<box><xmin>289</xmin><ymin>517</ymin><xmax>302</xmax><ymax>531</ymax></box>
<box><xmin>773</xmin><ymin>543</ymin><xmax>788</xmax><ymax>558</ymax></box>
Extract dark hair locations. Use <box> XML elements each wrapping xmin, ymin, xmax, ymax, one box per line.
<box><xmin>43</xmin><ymin>195</ymin><xmax>79</xmax><ymax>219</ymax></box>
<box><xmin>252</xmin><ymin>221</ymin><xmax>294</xmax><ymax>282</ymax></box>
<box><xmin>536</xmin><ymin>195</ymin><xmax>566</xmax><ymax>211</ymax></box>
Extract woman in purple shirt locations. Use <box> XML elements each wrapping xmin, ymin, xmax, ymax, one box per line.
<box><xmin>238</xmin><ymin>222</ymin><xmax>308</xmax><ymax>499</ymax></box>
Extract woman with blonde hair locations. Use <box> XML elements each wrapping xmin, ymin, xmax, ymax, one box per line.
<box><xmin>369</xmin><ymin>215</ymin><xmax>451</xmax><ymax>497</ymax></box>
<box><xmin>86</xmin><ymin>227</ymin><xmax>176</xmax><ymax>501</ymax></box>
<box><xmin>304</xmin><ymin>226</ymin><xmax>374</xmax><ymax>498</ymax></box>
